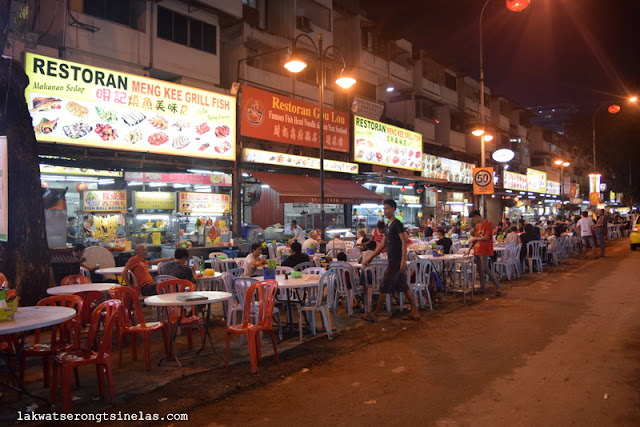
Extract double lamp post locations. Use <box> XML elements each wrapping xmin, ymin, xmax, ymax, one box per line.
<box><xmin>284</xmin><ymin>34</ymin><xmax>356</xmax><ymax>241</ymax></box>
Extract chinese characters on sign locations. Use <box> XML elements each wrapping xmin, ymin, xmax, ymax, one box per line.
<box><xmin>178</xmin><ymin>192</ymin><xmax>230</xmax><ymax>213</ymax></box>
<box><xmin>134</xmin><ymin>192</ymin><xmax>176</xmax><ymax>210</ymax></box>
<box><xmin>503</xmin><ymin>171</ymin><xmax>528</xmax><ymax>191</ymax></box>
<box><xmin>353</xmin><ymin>116</ymin><xmax>422</xmax><ymax>171</ymax></box>
<box><xmin>526</xmin><ymin>168</ymin><xmax>547</xmax><ymax>193</ymax></box>
<box><xmin>24</xmin><ymin>53</ymin><xmax>236</xmax><ymax>160</ymax></box>
<box><xmin>546</xmin><ymin>181</ymin><xmax>561</xmax><ymax>196</ymax></box>
<box><xmin>243</xmin><ymin>148</ymin><xmax>358</xmax><ymax>174</ymax></box>
<box><xmin>241</xmin><ymin>85</ymin><xmax>349</xmax><ymax>153</ymax></box>
<box><xmin>83</xmin><ymin>191</ymin><xmax>127</xmax><ymax>212</ymax></box>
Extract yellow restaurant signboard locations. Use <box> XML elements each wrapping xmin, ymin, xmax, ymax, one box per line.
<box><xmin>24</xmin><ymin>53</ymin><xmax>235</xmax><ymax>160</ymax></box>
<box><xmin>134</xmin><ymin>192</ymin><xmax>176</xmax><ymax>210</ymax></box>
<box><xmin>526</xmin><ymin>168</ymin><xmax>547</xmax><ymax>193</ymax></box>
<box><xmin>353</xmin><ymin>116</ymin><xmax>422</xmax><ymax>171</ymax></box>
<box><xmin>82</xmin><ymin>191</ymin><xmax>126</xmax><ymax>212</ymax></box>
<box><xmin>243</xmin><ymin>148</ymin><xmax>358</xmax><ymax>174</ymax></box>
<box><xmin>546</xmin><ymin>180</ymin><xmax>561</xmax><ymax>196</ymax></box>
<box><xmin>178</xmin><ymin>192</ymin><xmax>230</xmax><ymax>213</ymax></box>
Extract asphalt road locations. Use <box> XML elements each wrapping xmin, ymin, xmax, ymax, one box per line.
<box><xmin>184</xmin><ymin>239</ymin><xmax>640</xmax><ymax>426</ymax></box>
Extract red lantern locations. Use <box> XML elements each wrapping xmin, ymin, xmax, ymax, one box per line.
<box><xmin>392</xmin><ymin>180</ymin><xmax>399</xmax><ymax>185</ymax></box>
<box><xmin>76</xmin><ymin>182</ymin><xmax>88</xmax><ymax>191</ymax></box>
<box><xmin>505</xmin><ymin>0</ymin><xmax>530</xmax><ymax>12</ymax></box>
<box><xmin>608</xmin><ymin>104</ymin><xmax>621</xmax><ymax>114</ymax></box>
<box><xmin>400</xmin><ymin>186</ymin><xmax>406</xmax><ymax>191</ymax></box>
<box><xmin>416</xmin><ymin>188</ymin><xmax>424</xmax><ymax>194</ymax></box>
<box><xmin>408</xmin><ymin>182</ymin><xmax>415</xmax><ymax>187</ymax></box>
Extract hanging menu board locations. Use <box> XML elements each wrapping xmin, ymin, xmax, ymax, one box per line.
<box><xmin>24</xmin><ymin>53</ymin><xmax>236</xmax><ymax>160</ymax></box>
<box><xmin>527</xmin><ymin>168</ymin><xmax>547</xmax><ymax>193</ymax></box>
<box><xmin>353</xmin><ymin>116</ymin><xmax>422</xmax><ymax>171</ymax></box>
<box><xmin>134</xmin><ymin>192</ymin><xmax>176</xmax><ymax>210</ymax></box>
<box><xmin>82</xmin><ymin>191</ymin><xmax>127</xmax><ymax>212</ymax></box>
<box><xmin>503</xmin><ymin>171</ymin><xmax>528</xmax><ymax>191</ymax></box>
<box><xmin>422</xmin><ymin>154</ymin><xmax>474</xmax><ymax>184</ymax></box>
<box><xmin>177</xmin><ymin>192</ymin><xmax>230</xmax><ymax>213</ymax></box>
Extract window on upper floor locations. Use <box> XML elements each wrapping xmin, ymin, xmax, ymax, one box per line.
<box><xmin>499</xmin><ymin>101</ymin><xmax>509</xmax><ymax>115</ymax></box>
<box><xmin>82</xmin><ymin>0</ymin><xmax>146</xmax><ymax>31</ymax></box>
<box><xmin>484</xmin><ymin>93</ymin><xmax>491</xmax><ymax>107</ymax></box>
<box><xmin>450</xmin><ymin>111</ymin><xmax>464</xmax><ymax>132</ymax></box>
<box><xmin>243</xmin><ymin>0</ymin><xmax>258</xmax><ymax>7</ymax></box>
<box><xmin>444</xmin><ymin>72</ymin><xmax>457</xmax><ymax>91</ymax></box>
<box><xmin>361</xmin><ymin>21</ymin><xmax>390</xmax><ymax>60</ymax></box>
<box><xmin>297</xmin><ymin>0</ymin><xmax>331</xmax><ymax>31</ymax></box>
<box><xmin>157</xmin><ymin>7</ymin><xmax>217</xmax><ymax>54</ymax></box>
<box><xmin>415</xmin><ymin>98</ymin><xmax>438</xmax><ymax>122</ymax></box>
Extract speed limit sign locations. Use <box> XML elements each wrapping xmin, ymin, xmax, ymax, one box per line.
<box><xmin>473</xmin><ymin>167</ymin><xmax>494</xmax><ymax>195</ymax></box>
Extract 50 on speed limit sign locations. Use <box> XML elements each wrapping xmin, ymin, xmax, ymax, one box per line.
<box><xmin>473</xmin><ymin>167</ymin><xmax>494</xmax><ymax>195</ymax></box>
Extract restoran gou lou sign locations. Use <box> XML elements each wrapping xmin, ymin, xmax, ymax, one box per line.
<box><xmin>353</xmin><ymin>116</ymin><xmax>422</xmax><ymax>171</ymax></box>
<box><xmin>24</xmin><ymin>53</ymin><xmax>235</xmax><ymax>160</ymax></box>
<box><xmin>241</xmin><ymin>85</ymin><xmax>349</xmax><ymax>153</ymax></box>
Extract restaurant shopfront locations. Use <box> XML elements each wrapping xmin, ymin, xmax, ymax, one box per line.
<box><xmin>26</xmin><ymin>53</ymin><xmax>237</xmax><ymax>255</ymax></box>
<box><xmin>501</xmin><ymin>169</ymin><xmax>562</xmax><ymax>220</ymax></box>
<box><xmin>237</xmin><ymin>85</ymin><xmax>377</xmax><ymax>234</ymax></box>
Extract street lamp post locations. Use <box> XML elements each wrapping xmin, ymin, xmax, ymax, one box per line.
<box><xmin>284</xmin><ymin>34</ymin><xmax>355</xmax><ymax>241</ymax></box>
<box><xmin>475</xmin><ymin>0</ymin><xmax>530</xmax><ymax>216</ymax></box>
<box><xmin>592</xmin><ymin>96</ymin><xmax>638</xmax><ymax>173</ymax></box>
<box><xmin>554</xmin><ymin>159</ymin><xmax>570</xmax><ymax>218</ymax></box>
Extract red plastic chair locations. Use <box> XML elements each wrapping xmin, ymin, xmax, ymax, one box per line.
<box><xmin>19</xmin><ymin>295</ymin><xmax>83</xmax><ymax>388</ymax></box>
<box><xmin>50</xmin><ymin>299</ymin><xmax>121</xmax><ymax>413</ymax></box>
<box><xmin>73</xmin><ymin>291</ymin><xmax>103</xmax><ymax>327</ymax></box>
<box><xmin>156</xmin><ymin>279</ymin><xmax>205</xmax><ymax>350</ymax></box>
<box><xmin>108</xmin><ymin>286</ymin><xmax>170</xmax><ymax>370</ymax></box>
<box><xmin>61</xmin><ymin>275</ymin><xmax>91</xmax><ymax>285</ymax></box>
<box><xmin>225</xmin><ymin>280</ymin><xmax>280</xmax><ymax>373</ymax></box>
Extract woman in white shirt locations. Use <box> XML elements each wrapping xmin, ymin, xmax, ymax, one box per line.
<box><xmin>505</xmin><ymin>227</ymin><xmax>520</xmax><ymax>244</ymax></box>
<box><xmin>243</xmin><ymin>243</ymin><xmax>267</xmax><ymax>277</ymax></box>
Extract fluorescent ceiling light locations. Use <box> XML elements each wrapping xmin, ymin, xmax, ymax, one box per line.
<box><xmin>172</xmin><ymin>183</ymin><xmax>190</xmax><ymax>188</ymax></box>
<box><xmin>187</xmin><ymin>169</ymin><xmax>213</xmax><ymax>174</ymax></box>
<box><xmin>260</xmin><ymin>184</ymin><xmax>270</xmax><ymax>188</ymax></box>
<box><xmin>127</xmin><ymin>181</ymin><xmax>144</xmax><ymax>186</ymax></box>
<box><xmin>149</xmin><ymin>182</ymin><xmax>168</xmax><ymax>187</ymax></box>
<box><xmin>98</xmin><ymin>179</ymin><xmax>115</xmax><ymax>185</ymax></box>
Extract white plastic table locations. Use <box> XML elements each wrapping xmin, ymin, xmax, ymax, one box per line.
<box><xmin>0</xmin><ymin>306</ymin><xmax>76</xmax><ymax>399</ymax></box>
<box><xmin>144</xmin><ymin>291</ymin><xmax>231</xmax><ymax>370</ymax></box>
<box><xmin>195</xmin><ymin>271</ymin><xmax>223</xmax><ymax>291</ymax></box>
<box><xmin>95</xmin><ymin>265</ymin><xmax>158</xmax><ymax>276</ymax></box>
<box><xmin>46</xmin><ymin>283</ymin><xmax>121</xmax><ymax>295</ymax></box>
<box><xmin>270</xmin><ymin>274</ymin><xmax>320</xmax><ymax>327</ymax></box>
<box><xmin>0</xmin><ymin>306</ymin><xmax>76</xmax><ymax>335</ymax></box>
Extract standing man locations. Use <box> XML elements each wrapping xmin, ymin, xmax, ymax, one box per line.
<box><xmin>466</xmin><ymin>210</ymin><xmax>503</xmax><ymax>297</ymax></box>
<box><xmin>576</xmin><ymin>211</ymin><xmax>596</xmax><ymax>259</ymax></box>
<box><xmin>122</xmin><ymin>244</ymin><xmax>171</xmax><ymax>296</ymax></box>
<box><xmin>594</xmin><ymin>209</ymin><xmax>610</xmax><ymax>258</ymax></box>
<box><xmin>361</xmin><ymin>199</ymin><xmax>419</xmax><ymax>322</ymax></box>
<box><xmin>67</xmin><ymin>217</ymin><xmax>78</xmax><ymax>244</ymax></box>
<box><xmin>289</xmin><ymin>220</ymin><xmax>305</xmax><ymax>244</ymax></box>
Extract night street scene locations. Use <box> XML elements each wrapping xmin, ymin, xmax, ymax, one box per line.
<box><xmin>1</xmin><ymin>0</ymin><xmax>640</xmax><ymax>425</ymax></box>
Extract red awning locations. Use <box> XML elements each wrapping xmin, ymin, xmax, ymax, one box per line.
<box><xmin>250</xmin><ymin>172</ymin><xmax>383</xmax><ymax>205</ymax></box>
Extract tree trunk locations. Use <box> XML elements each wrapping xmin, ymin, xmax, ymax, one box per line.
<box><xmin>0</xmin><ymin>57</ymin><xmax>53</xmax><ymax>306</ymax></box>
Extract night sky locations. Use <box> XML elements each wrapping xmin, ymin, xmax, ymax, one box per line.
<box><xmin>362</xmin><ymin>0</ymin><xmax>640</xmax><ymax>110</ymax></box>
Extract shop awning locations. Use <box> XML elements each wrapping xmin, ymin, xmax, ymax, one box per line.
<box><xmin>250</xmin><ymin>172</ymin><xmax>383</xmax><ymax>205</ymax></box>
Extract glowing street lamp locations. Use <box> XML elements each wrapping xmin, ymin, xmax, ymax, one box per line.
<box><xmin>592</xmin><ymin>95</ymin><xmax>638</xmax><ymax>173</ymax></box>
